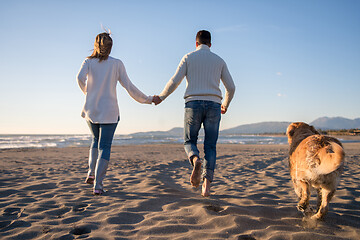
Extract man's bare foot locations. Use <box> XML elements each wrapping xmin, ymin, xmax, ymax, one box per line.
<box><xmin>190</xmin><ymin>157</ymin><xmax>201</xmax><ymax>188</ymax></box>
<box><xmin>202</xmin><ymin>178</ymin><xmax>211</xmax><ymax>197</ymax></box>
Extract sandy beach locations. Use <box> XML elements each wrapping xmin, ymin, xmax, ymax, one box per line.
<box><xmin>0</xmin><ymin>142</ymin><xmax>359</xmax><ymax>240</ymax></box>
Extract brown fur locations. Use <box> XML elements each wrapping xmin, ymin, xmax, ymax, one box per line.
<box><xmin>286</xmin><ymin>122</ymin><xmax>345</xmax><ymax>220</ymax></box>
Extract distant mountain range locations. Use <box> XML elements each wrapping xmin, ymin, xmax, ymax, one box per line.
<box><xmin>310</xmin><ymin>117</ymin><xmax>360</xmax><ymax>130</ymax></box>
<box><xmin>220</xmin><ymin>121</ymin><xmax>291</xmax><ymax>135</ymax></box>
<box><xmin>130</xmin><ymin>127</ymin><xmax>183</xmax><ymax>137</ymax></box>
<box><xmin>128</xmin><ymin>117</ymin><xmax>360</xmax><ymax>136</ymax></box>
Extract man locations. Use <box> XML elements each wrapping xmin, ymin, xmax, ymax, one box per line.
<box><xmin>153</xmin><ymin>30</ymin><xmax>235</xmax><ymax>197</ymax></box>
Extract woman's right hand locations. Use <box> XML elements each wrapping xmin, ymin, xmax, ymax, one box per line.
<box><xmin>152</xmin><ymin>95</ymin><xmax>162</xmax><ymax>105</ymax></box>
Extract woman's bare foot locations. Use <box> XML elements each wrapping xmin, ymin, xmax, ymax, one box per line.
<box><xmin>202</xmin><ymin>178</ymin><xmax>211</xmax><ymax>197</ymax></box>
<box><xmin>190</xmin><ymin>156</ymin><xmax>202</xmax><ymax>188</ymax></box>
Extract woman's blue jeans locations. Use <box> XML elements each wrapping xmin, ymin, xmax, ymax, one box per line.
<box><xmin>184</xmin><ymin>100</ymin><xmax>221</xmax><ymax>182</ymax></box>
<box><xmin>87</xmin><ymin>121</ymin><xmax>118</xmax><ymax>161</ymax></box>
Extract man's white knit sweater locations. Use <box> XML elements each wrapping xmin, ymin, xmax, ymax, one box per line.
<box><xmin>159</xmin><ymin>44</ymin><xmax>235</xmax><ymax>108</ymax></box>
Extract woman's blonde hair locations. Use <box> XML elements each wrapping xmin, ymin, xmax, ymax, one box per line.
<box><xmin>88</xmin><ymin>32</ymin><xmax>113</xmax><ymax>61</ymax></box>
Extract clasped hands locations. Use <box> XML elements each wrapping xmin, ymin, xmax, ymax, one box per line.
<box><xmin>152</xmin><ymin>95</ymin><xmax>228</xmax><ymax>114</ymax></box>
<box><xmin>152</xmin><ymin>95</ymin><xmax>162</xmax><ymax>105</ymax></box>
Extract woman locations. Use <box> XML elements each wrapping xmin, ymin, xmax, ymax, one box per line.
<box><xmin>77</xmin><ymin>32</ymin><xmax>153</xmax><ymax>195</ymax></box>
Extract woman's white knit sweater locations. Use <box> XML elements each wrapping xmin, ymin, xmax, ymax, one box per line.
<box><xmin>77</xmin><ymin>57</ymin><xmax>152</xmax><ymax>123</ymax></box>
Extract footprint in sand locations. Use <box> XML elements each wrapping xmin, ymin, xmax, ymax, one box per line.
<box><xmin>3</xmin><ymin>207</ymin><xmax>22</xmax><ymax>217</ymax></box>
<box><xmin>107</xmin><ymin>212</ymin><xmax>144</xmax><ymax>225</ymax></box>
<box><xmin>71</xmin><ymin>203</ymin><xmax>88</xmax><ymax>213</ymax></box>
<box><xmin>237</xmin><ymin>234</ymin><xmax>257</xmax><ymax>240</ymax></box>
<box><xmin>23</xmin><ymin>183</ymin><xmax>57</xmax><ymax>191</ymax></box>
<box><xmin>1</xmin><ymin>207</ymin><xmax>26</xmax><ymax>229</ymax></box>
<box><xmin>44</xmin><ymin>206</ymin><xmax>71</xmax><ymax>219</ymax></box>
<box><xmin>204</xmin><ymin>204</ymin><xmax>224</xmax><ymax>213</ymax></box>
<box><xmin>70</xmin><ymin>225</ymin><xmax>91</xmax><ymax>235</ymax></box>
<box><xmin>69</xmin><ymin>223</ymin><xmax>98</xmax><ymax>236</ymax></box>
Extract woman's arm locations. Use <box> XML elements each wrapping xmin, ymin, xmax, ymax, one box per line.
<box><xmin>118</xmin><ymin>61</ymin><xmax>153</xmax><ymax>104</ymax></box>
<box><xmin>76</xmin><ymin>59</ymin><xmax>89</xmax><ymax>94</ymax></box>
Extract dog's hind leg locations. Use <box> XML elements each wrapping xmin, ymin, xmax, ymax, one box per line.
<box><xmin>312</xmin><ymin>188</ymin><xmax>335</xmax><ymax>220</ymax></box>
<box><xmin>292</xmin><ymin>180</ymin><xmax>302</xmax><ymax>198</ymax></box>
<box><xmin>316</xmin><ymin>188</ymin><xmax>322</xmax><ymax>212</ymax></box>
<box><xmin>297</xmin><ymin>180</ymin><xmax>310</xmax><ymax>213</ymax></box>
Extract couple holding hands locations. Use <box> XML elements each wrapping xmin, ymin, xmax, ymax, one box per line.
<box><xmin>77</xmin><ymin>30</ymin><xmax>236</xmax><ymax>196</ymax></box>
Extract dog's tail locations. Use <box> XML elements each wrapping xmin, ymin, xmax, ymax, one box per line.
<box><xmin>315</xmin><ymin>142</ymin><xmax>345</xmax><ymax>175</ymax></box>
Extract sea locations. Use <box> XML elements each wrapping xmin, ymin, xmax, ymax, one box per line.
<box><xmin>0</xmin><ymin>134</ymin><xmax>289</xmax><ymax>149</ymax></box>
<box><xmin>0</xmin><ymin>134</ymin><xmax>358</xmax><ymax>150</ymax></box>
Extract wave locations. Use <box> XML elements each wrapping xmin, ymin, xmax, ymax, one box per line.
<box><xmin>1</xmin><ymin>134</ymin><xmax>357</xmax><ymax>150</ymax></box>
<box><xmin>0</xmin><ymin>134</ymin><xmax>290</xmax><ymax>149</ymax></box>
<box><xmin>0</xmin><ymin>135</ymin><xmax>91</xmax><ymax>149</ymax></box>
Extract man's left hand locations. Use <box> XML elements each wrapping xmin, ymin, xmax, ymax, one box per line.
<box><xmin>221</xmin><ymin>105</ymin><xmax>227</xmax><ymax>114</ymax></box>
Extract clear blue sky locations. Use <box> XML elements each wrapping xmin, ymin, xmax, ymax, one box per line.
<box><xmin>0</xmin><ymin>0</ymin><xmax>359</xmax><ymax>134</ymax></box>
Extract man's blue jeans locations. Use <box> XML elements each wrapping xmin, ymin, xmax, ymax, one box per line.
<box><xmin>184</xmin><ymin>100</ymin><xmax>221</xmax><ymax>182</ymax></box>
<box><xmin>87</xmin><ymin>121</ymin><xmax>118</xmax><ymax>161</ymax></box>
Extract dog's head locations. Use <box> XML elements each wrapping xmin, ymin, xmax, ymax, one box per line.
<box><xmin>286</xmin><ymin>122</ymin><xmax>319</xmax><ymax>145</ymax></box>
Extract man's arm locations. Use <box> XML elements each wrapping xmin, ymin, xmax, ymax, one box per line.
<box><xmin>220</xmin><ymin>62</ymin><xmax>236</xmax><ymax>113</ymax></box>
<box><xmin>158</xmin><ymin>55</ymin><xmax>187</xmax><ymax>101</ymax></box>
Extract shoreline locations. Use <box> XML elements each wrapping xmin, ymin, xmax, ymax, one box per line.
<box><xmin>1</xmin><ymin>134</ymin><xmax>360</xmax><ymax>152</ymax></box>
<box><xmin>0</xmin><ymin>143</ymin><xmax>359</xmax><ymax>239</ymax></box>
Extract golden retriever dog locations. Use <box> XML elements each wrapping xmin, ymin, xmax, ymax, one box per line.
<box><xmin>286</xmin><ymin>122</ymin><xmax>345</xmax><ymax>220</ymax></box>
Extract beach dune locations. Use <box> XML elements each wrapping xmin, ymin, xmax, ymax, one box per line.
<box><xmin>0</xmin><ymin>143</ymin><xmax>359</xmax><ymax>239</ymax></box>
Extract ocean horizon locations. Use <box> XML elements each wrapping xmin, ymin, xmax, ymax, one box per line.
<box><xmin>1</xmin><ymin>134</ymin><xmax>359</xmax><ymax>150</ymax></box>
<box><xmin>0</xmin><ymin>134</ymin><xmax>290</xmax><ymax>149</ymax></box>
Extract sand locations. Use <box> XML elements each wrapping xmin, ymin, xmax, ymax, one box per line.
<box><xmin>0</xmin><ymin>143</ymin><xmax>359</xmax><ymax>240</ymax></box>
